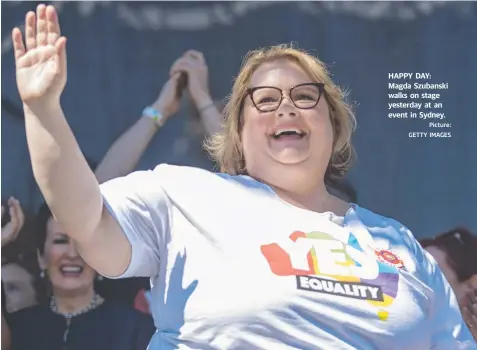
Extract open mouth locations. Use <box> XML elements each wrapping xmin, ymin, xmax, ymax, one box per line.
<box><xmin>271</xmin><ymin>129</ymin><xmax>307</xmax><ymax>140</ymax></box>
<box><xmin>60</xmin><ymin>265</ymin><xmax>84</xmax><ymax>277</ymax></box>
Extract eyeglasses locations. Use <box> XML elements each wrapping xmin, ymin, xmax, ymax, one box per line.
<box><xmin>246</xmin><ymin>83</ymin><xmax>331</xmax><ymax>113</ymax></box>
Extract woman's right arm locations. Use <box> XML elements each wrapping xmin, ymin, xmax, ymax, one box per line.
<box><xmin>14</xmin><ymin>5</ymin><xmax>135</xmax><ymax>277</ymax></box>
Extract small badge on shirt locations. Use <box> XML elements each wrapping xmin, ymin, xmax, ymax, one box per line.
<box><xmin>374</xmin><ymin>249</ymin><xmax>405</xmax><ymax>269</ymax></box>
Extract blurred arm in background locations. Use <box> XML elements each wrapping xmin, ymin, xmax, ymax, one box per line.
<box><xmin>1</xmin><ymin>197</ymin><xmax>26</xmax><ymax>350</ymax></box>
<box><xmin>170</xmin><ymin>50</ymin><xmax>223</xmax><ymax>138</ymax></box>
<box><xmin>1</xmin><ymin>198</ymin><xmax>25</xmax><ymax>249</ymax></box>
<box><xmin>94</xmin><ymin>74</ymin><xmax>182</xmax><ymax>183</ymax></box>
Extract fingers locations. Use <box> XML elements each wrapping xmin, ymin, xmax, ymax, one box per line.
<box><xmin>170</xmin><ymin>50</ymin><xmax>207</xmax><ymax>76</ymax></box>
<box><xmin>36</xmin><ymin>4</ymin><xmax>48</xmax><ymax>46</ymax></box>
<box><xmin>55</xmin><ymin>36</ymin><xmax>68</xmax><ymax>75</ymax></box>
<box><xmin>1</xmin><ymin>198</ymin><xmax>24</xmax><ymax>242</ymax></box>
<box><xmin>12</xmin><ymin>28</ymin><xmax>26</xmax><ymax>60</ymax></box>
<box><xmin>170</xmin><ymin>60</ymin><xmax>192</xmax><ymax>76</ymax></box>
<box><xmin>8</xmin><ymin>204</ymin><xmax>19</xmax><ymax>233</ymax></box>
<box><xmin>46</xmin><ymin>5</ymin><xmax>60</xmax><ymax>45</ymax></box>
<box><xmin>0</xmin><ymin>198</ymin><xmax>23</xmax><ymax>247</ymax></box>
<box><xmin>185</xmin><ymin>50</ymin><xmax>205</xmax><ymax>63</ymax></box>
<box><xmin>10</xmin><ymin>198</ymin><xmax>25</xmax><ymax>231</ymax></box>
<box><xmin>3</xmin><ymin>198</ymin><xmax>20</xmax><ymax>239</ymax></box>
<box><xmin>25</xmin><ymin>11</ymin><xmax>37</xmax><ymax>50</ymax></box>
<box><xmin>167</xmin><ymin>72</ymin><xmax>181</xmax><ymax>88</ymax></box>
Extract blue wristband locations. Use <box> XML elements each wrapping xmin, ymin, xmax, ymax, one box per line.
<box><xmin>142</xmin><ymin>106</ymin><xmax>166</xmax><ymax>126</ymax></box>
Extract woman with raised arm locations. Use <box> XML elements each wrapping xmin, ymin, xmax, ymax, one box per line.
<box><xmin>13</xmin><ymin>4</ymin><xmax>475</xmax><ymax>349</ymax></box>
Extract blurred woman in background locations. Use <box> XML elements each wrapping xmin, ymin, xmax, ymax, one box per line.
<box><xmin>2</xmin><ymin>202</ymin><xmax>155</xmax><ymax>350</ymax></box>
<box><xmin>421</xmin><ymin>227</ymin><xmax>477</xmax><ymax>340</ymax></box>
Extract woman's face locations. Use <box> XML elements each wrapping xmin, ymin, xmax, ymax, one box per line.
<box><xmin>2</xmin><ymin>263</ymin><xmax>37</xmax><ymax>312</ymax></box>
<box><xmin>38</xmin><ymin>217</ymin><xmax>96</xmax><ymax>296</ymax></box>
<box><xmin>241</xmin><ymin>59</ymin><xmax>334</xmax><ymax>190</ymax></box>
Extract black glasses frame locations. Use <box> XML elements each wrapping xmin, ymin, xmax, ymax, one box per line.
<box><xmin>246</xmin><ymin>82</ymin><xmax>335</xmax><ymax>112</ymax></box>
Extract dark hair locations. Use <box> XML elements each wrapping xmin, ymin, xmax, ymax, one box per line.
<box><xmin>35</xmin><ymin>202</ymin><xmax>52</xmax><ymax>255</ymax></box>
<box><xmin>420</xmin><ymin>227</ymin><xmax>477</xmax><ymax>282</ymax></box>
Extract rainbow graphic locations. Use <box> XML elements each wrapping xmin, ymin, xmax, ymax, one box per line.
<box><xmin>261</xmin><ymin>231</ymin><xmax>401</xmax><ymax>308</ymax></box>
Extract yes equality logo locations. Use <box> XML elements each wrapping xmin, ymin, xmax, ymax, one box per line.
<box><xmin>260</xmin><ymin>230</ymin><xmax>404</xmax><ymax>307</ymax></box>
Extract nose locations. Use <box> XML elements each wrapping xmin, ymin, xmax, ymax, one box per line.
<box><xmin>276</xmin><ymin>94</ymin><xmax>298</xmax><ymax>118</ymax></box>
<box><xmin>66</xmin><ymin>240</ymin><xmax>80</xmax><ymax>258</ymax></box>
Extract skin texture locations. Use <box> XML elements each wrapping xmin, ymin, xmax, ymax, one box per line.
<box><xmin>1</xmin><ymin>263</ymin><xmax>37</xmax><ymax>313</ymax></box>
<box><xmin>241</xmin><ymin>59</ymin><xmax>348</xmax><ymax>215</ymax></box>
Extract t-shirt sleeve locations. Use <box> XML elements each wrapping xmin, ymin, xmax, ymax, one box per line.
<box><xmin>99</xmin><ymin>164</ymin><xmax>172</xmax><ymax>279</ymax></box>
<box><xmin>395</xmin><ymin>223</ymin><xmax>476</xmax><ymax>349</ymax></box>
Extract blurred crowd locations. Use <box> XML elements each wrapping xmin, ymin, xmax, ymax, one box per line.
<box><xmin>1</xmin><ymin>45</ymin><xmax>476</xmax><ymax>349</ymax></box>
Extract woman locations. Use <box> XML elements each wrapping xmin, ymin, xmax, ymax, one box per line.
<box><xmin>420</xmin><ymin>228</ymin><xmax>477</xmax><ymax>340</ymax></box>
<box><xmin>13</xmin><ymin>4</ymin><xmax>475</xmax><ymax>349</ymax></box>
<box><xmin>3</xmin><ymin>203</ymin><xmax>155</xmax><ymax>350</ymax></box>
<box><xmin>2</xmin><ymin>262</ymin><xmax>37</xmax><ymax>313</ymax></box>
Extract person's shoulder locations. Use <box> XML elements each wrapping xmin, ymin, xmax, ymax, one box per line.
<box><xmin>151</xmin><ymin>163</ymin><xmax>214</xmax><ymax>180</ymax></box>
<box><xmin>352</xmin><ymin>204</ymin><xmax>415</xmax><ymax>241</ymax></box>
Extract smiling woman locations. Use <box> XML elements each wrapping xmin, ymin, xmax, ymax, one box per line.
<box><xmin>3</xmin><ymin>204</ymin><xmax>155</xmax><ymax>350</ymax></box>
<box><xmin>12</xmin><ymin>4</ymin><xmax>477</xmax><ymax>349</ymax></box>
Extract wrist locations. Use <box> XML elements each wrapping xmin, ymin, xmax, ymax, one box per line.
<box><xmin>143</xmin><ymin>105</ymin><xmax>167</xmax><ymax>127</ymax></box>
<box><xmin>151</xmin><ymin>102</ymin><xmax>171</xmax><ymax>120</ymax></box>
<box><xmin>23</xmin><ymin>99</ymin><xmax>62</xmax><ymax>117</ymax></box>
<box><xmin>192</xmin><ymin>92</ymin><xmax>213</xmax><ymax>110</ymax></box>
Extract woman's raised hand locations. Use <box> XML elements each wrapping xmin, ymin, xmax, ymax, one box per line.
<box><xmin>12</xmin><ymin>4</ymin><xmax>67</xmax><ymax>110</ymax></box>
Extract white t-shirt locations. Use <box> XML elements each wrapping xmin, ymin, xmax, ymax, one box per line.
<box><xmin>100</xmin><ymin>164</ymin><xmax>475</xmax><ymax>350</ymax></box>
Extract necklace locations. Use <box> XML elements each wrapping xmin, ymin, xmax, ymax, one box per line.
<box><xmin>50</xmin><ymin>293</ymin><xmax>104</xmax><ymax>349</ymax></box>
<box><xmin>49</xmin><ymin>292</ymin><xmax>104</xmax><ymax>319</ymax></box>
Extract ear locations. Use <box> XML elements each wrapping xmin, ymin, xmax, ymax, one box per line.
<box><xmin>37</xmin><ymin>249</ymin><xmax>47</xmax><ymax>270</ymax></box>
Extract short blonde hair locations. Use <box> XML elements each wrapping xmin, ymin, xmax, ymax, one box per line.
<box><xmin>205</xmin><ymin>44</ymin><xmax>356</xmax><ymax>182</ymax></box>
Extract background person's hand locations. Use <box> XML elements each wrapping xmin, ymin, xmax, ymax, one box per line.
<box><xmin>1</xmin><ymin>197</ymin><xmax>25</xmax><ymax>248</ymax></box>
<box><xmin>152</xmin><ymin>73</ymin><xmax>182</xmax><ymax>119</ymax></box>
<box><xmin>13</xmin><ymin>4</ymin><xmax>67</xmax><ymax>110</ymax></box>
<box><xmin>170</xmin><ymin>50</ymin><xmax>212</xmax><ymax>108</ymax></box>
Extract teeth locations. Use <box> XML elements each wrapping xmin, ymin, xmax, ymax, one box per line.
<box><xmin>273</xmin><ymin>129</ymin><xmax>304</xmax><ymax>137</ymax></box>
<box><xmin>60</xmin><ymin>266</ymin><xmax>82</xmax><ymax>273</ymax></box>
